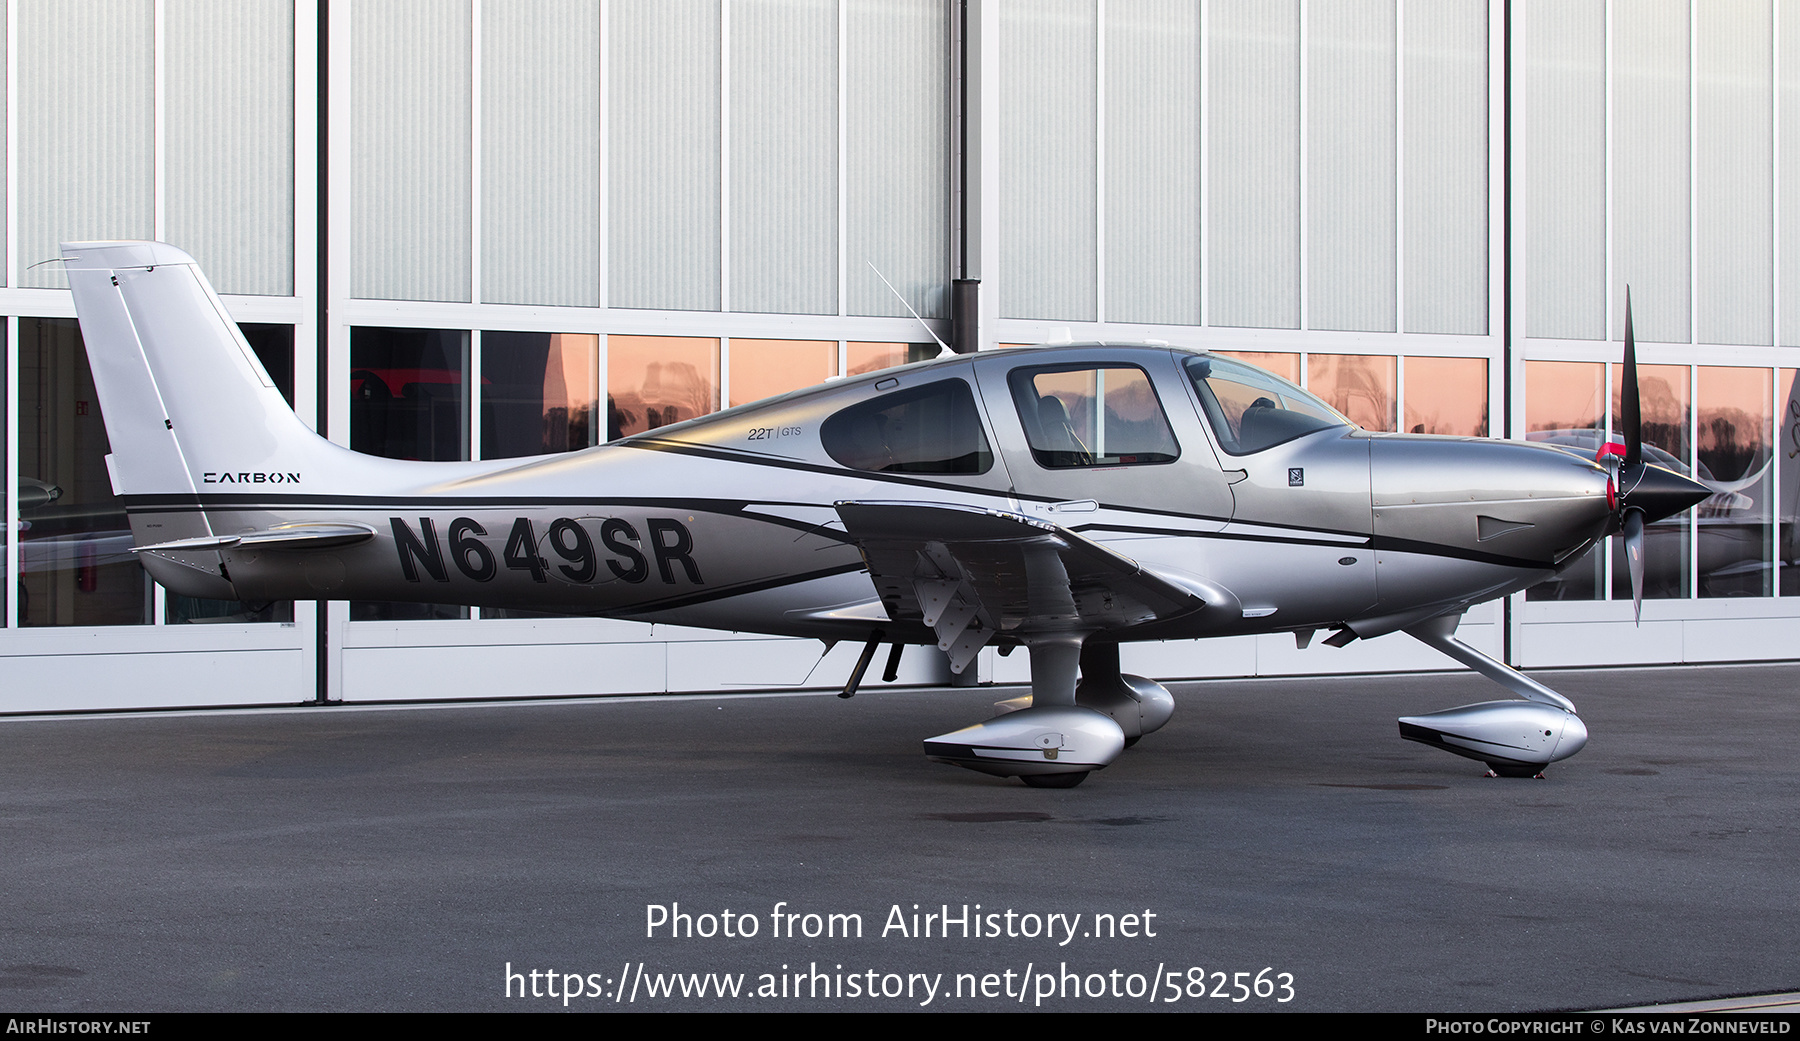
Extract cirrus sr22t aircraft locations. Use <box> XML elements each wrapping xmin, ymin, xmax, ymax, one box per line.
<box><xmin>63</xmin><ymin>241</ymin><xmax>1708</xmax><ymax>787</ymax></box>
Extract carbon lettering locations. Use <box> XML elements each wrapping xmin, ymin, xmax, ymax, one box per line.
<box><xmin>392</xmin><ymin>517</ymin><xmax>448</xmax><ymax>582</ymax></box>
<box><xmin>649</xmin><ymin>518</ymin><xmax>703</xmax><ymax>585</ymax></box>
<box><xmin>601</xmin><ymin>519</ymin><xmax>648</xmax><ymax>583</ymax></box>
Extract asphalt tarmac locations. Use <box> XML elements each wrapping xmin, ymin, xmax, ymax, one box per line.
<box><xmin>3</xmin><ymin>663</ymin><xmax>1797</xmax><ymax>1013</ymax></box>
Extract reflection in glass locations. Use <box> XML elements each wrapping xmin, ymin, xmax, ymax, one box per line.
<box><xmin>482</xmin><ymin>332</ymin><xmax>601</xmax><ymax>459</ymax></box>
<box><xmin>1525</xmin><ymin>361</ymin><xmax>1604</xmax><ymax>601</ymax></box>
<box><xmin>1781</xmin><ymin>369</ymin><xmax>1800</xmax><ymax>595</ymax></box>
<box><xmin>351</xmin><ymin>327</ymin><xmax>471</xmax><ymax>462</ymax></box>
<box><xmin>350</xmin><ymin>327</ymin><xmax>471</xmax><ymax>621</ymax></box>
<box><xmin>19</xmin><ymin>318</ymin><xmax>152</xmax><ymax>626</ymax></box>
<box><xmin>822</xmin><ymin>380</ymin><xmax>992</xmax><ymax>475</ymax></box>
<box><xmin>607</xmin><ymin>336</ymin><xmax>720</xmax><ymax>439</ymax></box>
<box><xmin>1306</xmin><ymin>354</ymin><xmax>1396</xmax><ymax>432</ymax></box>
<box><xmin>1609</xmin><ymin>363</ymin><xmax>1691</xmax><ymax>601</ymax></box>
<box><xmin>1185</xmin><ymin>356</ymin><xmax>1345</xmax><ymax>455</ymax></box>
<box><xmin>1694</xmin><ymin>367</ymin><xmax>1771</xmax><ymax>598</ymax></box>
<box><xmin>728</xmin><ymin>339</ymin><xmax>836</xmax><ymax>408</ymax></box>
<box><xmin>847</xmin><ymin>342</ymin><xmax>936</xmax><ymax>376</ymax></box>
<box><xmin>1009</xmin><ymin>367</ymin><xmax>1179</xmax><ymax>467</ymax></box>
<box><xmin>1403</xmin><ymin>357</ymin><xmax>1487</xmax><ymax>436</ymax></box>
<box><xmin>1216</xmin><ymin>351</ymin><xmax>1301</xmax><ymax>384</ymax></box>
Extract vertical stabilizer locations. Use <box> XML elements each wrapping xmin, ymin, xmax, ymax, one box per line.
<box><xmin>61</xmin><ymin>240</ymin><xmax>316</xmax><ymax>499</ymax></box>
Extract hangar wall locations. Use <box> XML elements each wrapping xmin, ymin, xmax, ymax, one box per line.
<box><xmin>0</xmin><ymin>0</ymin><xmax>1795</xmax><ymax>712</ymax></box>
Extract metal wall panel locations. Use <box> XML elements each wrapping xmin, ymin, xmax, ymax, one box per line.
<box><xmin>481</xmin><ymin>0</ymin><xmax>601</xmax><ymax>307</ymax></box>
<box><xmin>1520</xmin><ymin>0</ymin><xmax>1605</xmax><ymax>340</ymax></box>
<box><xmin>167</xmin><ymin>0</ymin><xmax>295</xmax><ymax>297</ymax></box>
<box><xmin>1308</xmin><ymin>0</ymin><xmax>1395</xmax><ymax>332</ymax></box>
<box><xmin>1403</xmin><ymin>0</ymin><xmax>1487</xmax><ymax>335</ymax></box>
<box><xmin>731</xmin><ymin>0</ymin><xmax>837</xmax><ymax>315</ymax></box>
<box><xmin>999</xmin><ymin>0</ymin><xmax>1096</xmax><ymax>322</ymax></box>
<box><xmin>1783</xmin><ymin>0</ymin><xmax>1800</xmax><ymax>348</ymax></box>
<box><xmin>1612</xmin><ymin>0</ymin><xmax>1690</xmax><ymax>344</ymax></box>
<box><xmin>351</xmin><ymin>0</ymin><xmax>472</xmax><ymax>302</ymax></box>
<box><xmin>1104</xmin><ymin>0</ymin><xmax>1200</xmax><ymax>327</ymax></box>
<box><xmin>609</xmin><ymin>0</ymin><xmax>721</xmax><ymax>312</ymax></box>
<box><xmin>1696</xmin><ymin>0</ymin><xmax>1772</xmax><ymax>346</ymax></box>
<box><xmin>1208</xmin><ymin>0</ymin><xmax>1299</xmax><ymax>330</ymax></box>
<box><xmin>845</xmin><ymin>0</ymin><xmax>946</xmax><ymax>318</ymax></box>
<box><xmin>20</xmin><ymin>0</ymin><xmax>152</xmax><ymax>290</ymax></box>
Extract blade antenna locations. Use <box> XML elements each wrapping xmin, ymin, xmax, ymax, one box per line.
<box><xmin>866</xmin><ymin>261</ymin><xmax>952</xmax><ymax>356</ymax></box>
<box><xmin>1621</xmin><ymin>286</ymin><xmax>1642</xmax><ymax>470</ymax></box>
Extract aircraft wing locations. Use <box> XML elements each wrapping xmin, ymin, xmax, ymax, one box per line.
<box><xmin>834</xmin><ymin>501</ymin><xmax>1207</xmax><ymax>672</ymax></box>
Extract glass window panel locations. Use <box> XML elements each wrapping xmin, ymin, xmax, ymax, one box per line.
<box><xmin>728</xmin><ymin>339</ymin><xmax>836</xmax><ymax>409</ymax></box>
<box><xmin>240</xmin><ymin>323</ymin><xmax>295</xmax><ymax>410</ymax></box>
<box><xmin>606</xmin><ymin>336</ymin><xmax>720</xmax><ymax>439</ymax></box>
<box><xmin>1695</xmin><ymin>367</ymin><xmax>1772</xmax><ymax>598</ymax></box>
<box><xmin>846</xmin><ymin>342</ymin><xmax>936</xmax><ymax>376</ymax></box>
<box><xmin>1403</xmin><ymin>356</ymin><xmax>1487</xmax><ymax>437</ymax></box>
<box><xmin>1610</xmin><ymin>362</ymin><xmax>1691</xmax><ymax>600</ymax></box>
<box><xmin>1525</xmin><ymin>360</ymin><xmax>1603</xmax><ymax>600</ymax></box>
<box><xmin>1186</xmin><ymin>355</ymin><xmax>1345</xmax><ymax>455</ymax></box>
<box><xmin>1306</xmin><ymin>354</ymin><xmax>1396</xmax><ymax>432</ymax></box>
<box><xmin>1781</xmin><ymin>369</ymin><xmax>1800</xmax><ymax>595</ymax></box>
<box><xmin>822</xmin><ymin>379</ymin><xmax>993</xmax><ymax>475</ymax></box>
<box><xmin>350</xmin><ymin>327</ymin><xmax>471</xmax><ymax>621</ymax></box>
<box><xmin>18</xmin><ymin>318</ymin><xmax>152</xmax><ymax>626</ymax></box>
<box><xmin>482</xmin><ymin>332</ymin><xmax>601</xmax><ymax>460</ymax></box>
<box><xmin>1215</xmin><ymin>351</ymin><xmax>1301</xmax><ymax>384</ymax></box>
<box><xmin>1009</xmin><ymin>366</ymin><xmax>1180</xmax><ymax>468</ymax></box>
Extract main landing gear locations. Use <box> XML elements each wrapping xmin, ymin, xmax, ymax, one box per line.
<box><xmin>923</xmin><ymin>635</ymin><xmax>1175</xmax><ymax>787</ymax></box>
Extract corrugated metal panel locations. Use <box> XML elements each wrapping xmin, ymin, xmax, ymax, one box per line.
<box><xmin>1403</xmin><ymin>0</ymin><xmax>1487</xmax><ymax>335</ymax></box>
<box><xmin>20</xmin><ymin>0</ymin><xmax>153</xmax><ymax>290</ymax></box>
<box><xmin>1104</xmin><ymin>0</ymin><xmax>1199</xmax><ymax>327</ymax></box>
<box><xmin>1521</xmin><ymin>0</ymin><xmax>1605</xmax><ymax>340</ymax></box>
<box><xmin>845</xmin><ymin>0</ymin><xmax>946</xmax><ymax>318</ymax></box>
<box><xmin>166</xmin><ymin>0</ymin><xmax>294</xmax><ymax>297</ymax></box>
<box><xmin>1782</xmin><ymin>0</ymin><xmax>1800</xmax><ymax>348</ymax></box>
<box><xmin>1612</xmin><ymin>0</ymin><xmax>1689</xmax><ymax>344</ymax></box>
<box><xmin>1308</xmin><ymin>0</ymin><xmax>1395</xmax><ymax>333</ymax></box>
<box><xmin>609</xmin><ymin>0</ymin><xmax>721</xmax><ymax>312</ymax></box>
<box><xmin>731</xmin><ymin>0</ymin><xmax>837</xmax><ymax>316</ymax></box>
<box><xmin>999</xmin><ymin>0</ymin><xmax>1096</xmax><ymax>322</ymax></box>
<box><xmin>482</xmin><ymin>0</ymin><xmax>601</xmax><ymax>307</ymax></box>
<box><xmin>1208</xmin><ymin>0</ymin><xmax>1299</xmax><ymax>330</ymax></box>
<box><xmin>1696</xmin><ymin>0</ymin><xmax>1772</xmax><ymax>346</ymax></box>
<box><xmin>351</xmin><ymin>0</ymin><xmax>472</xmax><ymax>302</ymax></box>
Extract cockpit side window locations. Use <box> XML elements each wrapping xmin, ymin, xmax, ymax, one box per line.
<box><xmin>1007</xmin><ymin>364</ymin><xmax>1180</xmax><ymax>468</ymax></box>
<box><xmin>1184</xmin><ymin>355</ymin><xmax>1349</xmax><ymax>455</ymax></box>
<box><xmin>821</xmin><ymin>378</ymin><xmax>994</xmax><ymax>474</ymax></box>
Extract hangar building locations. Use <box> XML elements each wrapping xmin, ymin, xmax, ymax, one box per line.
<box><xmin>2</xmin><ymin>0</ymin><xmax>1796</xmax><ymax>711</ymax></box>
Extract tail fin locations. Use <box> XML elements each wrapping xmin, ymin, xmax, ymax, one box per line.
<box><xmin>62</xmin><ymin>241</ymin><xmax>318</xmax><ymax>499</ymax></box>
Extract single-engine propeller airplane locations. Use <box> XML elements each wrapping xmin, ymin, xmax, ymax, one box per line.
<box><xmin>62</xmin><ymin>241</ymin><xmax>1708</xmax><ymax>786</ymax></box>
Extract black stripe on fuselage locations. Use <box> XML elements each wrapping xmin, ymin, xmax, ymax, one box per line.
<box><xmin>120</xmin><ymin>444</ymin><xmax>1554</xmax><ymax>570</ymax></box>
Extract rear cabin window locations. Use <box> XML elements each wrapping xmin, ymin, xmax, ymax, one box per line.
<box><xmin>822</xmin><ymin>379</ymin><xmax>994</xmax><ymax>474</ymax></box>
<box><xmin>1007</xmin><ymin>365</ymin><xmax>1180</xmax><ymax>468</ymax></box>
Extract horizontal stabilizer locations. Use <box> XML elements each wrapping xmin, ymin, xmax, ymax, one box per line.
<box><xmin>132</xmin><ymin>522</ymin><xmax>378</xmax><ymax>554</ymax></box>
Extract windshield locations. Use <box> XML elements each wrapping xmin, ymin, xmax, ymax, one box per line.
<box><xmin>1184</xmin><ymin>355</ymin><xmax>1350</xmax><ymax>454</ymax></box>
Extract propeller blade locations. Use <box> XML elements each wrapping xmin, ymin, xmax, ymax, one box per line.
<box><xmin>1623</xmin><ymin>509</ymin><xmax>1646</xmax><ymax>625</ymax></box>
<box><xmin>1621</xmin><ymin>286</ymin><xmax>1642</xmax><ymax>469</ymax></box>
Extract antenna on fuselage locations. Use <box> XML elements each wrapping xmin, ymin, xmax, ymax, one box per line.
<box><xmin>866</xmin><ymin>261</ymin><xmax>952</xmax><ymax>357</ymax></box>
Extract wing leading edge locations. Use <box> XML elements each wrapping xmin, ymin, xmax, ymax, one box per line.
<box><xmin>833</xmin><ymin>501</ymin><xmax>1207</xmax><ymax>672</ymax></box>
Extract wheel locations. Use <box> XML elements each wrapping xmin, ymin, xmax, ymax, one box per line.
<box><xmin>1020</xmin><ymin>771</ymin><xmax>1090</xmax><ymax>789</ymax></box>
<box><xmin>1122</xmin><ymin>736</ymin><xmax>1140</xmax><ymax>748</ymax></box>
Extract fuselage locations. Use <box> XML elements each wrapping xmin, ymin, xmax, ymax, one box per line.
<box><xmin>128</xmin><ymin>344</ymin><xmax>1614</xmax><ymax>645</ymax></box>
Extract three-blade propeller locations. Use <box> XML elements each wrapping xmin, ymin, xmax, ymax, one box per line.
<box><xmin>1609</xmin><ymin>288</ymin><xmax>1712</xmax><ymax>623</ymax></box>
